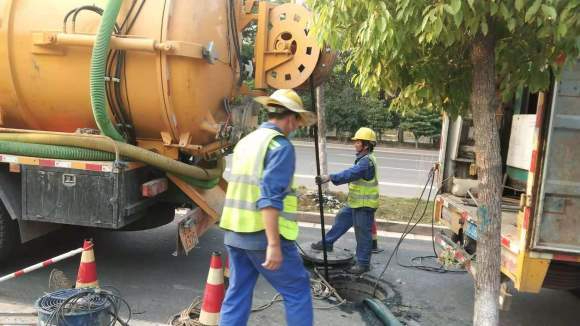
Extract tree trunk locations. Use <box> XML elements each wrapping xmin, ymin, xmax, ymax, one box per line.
<box><xmin>316</xmin><ymin>86</ymin><xmax>329</xmax><ymax>192</ymax></box>
<box><xmin>397</xmin><ymin>127</ymin><xmax>404</xmax><ymax>143</ymax></box>
<box><xmin>470</xmin><ymin>28</ymin><xmax>502</xmax><ymax>326</ymax></box>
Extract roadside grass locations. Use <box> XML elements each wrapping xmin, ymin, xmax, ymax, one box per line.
<box><xmin>298</xmin><ymin>186</ymin><xmax>434</xmax><ymax>223</ymax></box>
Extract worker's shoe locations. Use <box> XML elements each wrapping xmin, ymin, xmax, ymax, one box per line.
<box><xmin>311</xmin><ymin>241</ymin><xmax>333</xmax><ymax>252</ymax></box>
<box><xmin>348</xmin><ymin>264</ymin><xmax>370</xmax><ymax>275</ymax></box>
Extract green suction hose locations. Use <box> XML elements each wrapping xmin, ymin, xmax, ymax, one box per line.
<box><xmin>0</xmin><ymin>141</ymin><xmax>114</xmax><ymax>161</ymax></box>
<box><xmin>0</xmin><ymin>133</ymin><xmax>223</xmax><ymax>188</ymax></box>
<box><xmin>363</xmin><ymin>298</ymin><xmax>402</xmax><ymax>326</ymax></box>
<box><xmin>90</xmin><ymin>0</ymin><xmax>125</xmax><ymax>142</ymax></box>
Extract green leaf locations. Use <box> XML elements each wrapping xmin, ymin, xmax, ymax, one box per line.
<box><xmin>481</xmin><ymin>20</ymin><xmax>488</xmax><ymax>36</ymax></box>
<box><xmin>467</xmin><ymin>0</ymin><xmax>475</xmax><ymax>11</ymax></box>
<box><xmin>557</xmin><ymin>23</ymin><xmax>568</xmax><ymax>38</ymax></box>
<box><xmin>379</xmin><ymin>16</ymin><xmax>387</xmax><ymax>33</ymax></box>
<box><xmin>508</xmin><ymin>18</ymin><xmax>516</xmax><ymax>32</ymax></box>
<box><xmin>515</xmin><ymin>0</ymin><xmax>525</xmax><ymax>12</ymax></box>
<box><xmin>433</xmin><ymin>18</ymin><xmax>443</xmax><ymax>37</ymax></box>
<box><xmin>525</xmin><ymin>0</ymin><xmax>542</xmax><ymax>23</ymax></box>
<box><xmin>537</xmin><ymin>26</ymin><xmax>551</xmax><ymax>38</ymax></box>
<box><xmin>490</xmin><ymin>2</ymin><xmax>498</xmax><ymax>16</ymax></box>
<box><xmin>453</xmin><ymin>9</ymin><xmax>464</xmax><ymax>27</ymax></box>
<box><xmin>499</xmin><ymin>3</ymin><xmax>511</xmax><ymax>20</ymax></box>
<box><xmin>540</xmin><ymin>5</ymin><xmax>557</xmax><ymax>20</ymax></box>
<box><xmin>444</xmin><ymin>4</ymin><xmax>454</xmax><ymax>15</ymax></box>
<box><xmin>421</xmin><ymin>12</ymin><xmax>431</xmax><ymax>31</ymax></box>
<box><xmin>450</xmin><ymin>0</ymin><xmax>462</xmax><ymax>15</ymax></box>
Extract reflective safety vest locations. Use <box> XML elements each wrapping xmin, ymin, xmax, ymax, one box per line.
<box><xmin>348</xmin><ymin>153</ymin><xmax>379</xmax><ymax>209</ymax></box>
<box><xmin>219</xmin><ymin>128</ymin><xmax>299</xmax><ymax>240</ymax></box>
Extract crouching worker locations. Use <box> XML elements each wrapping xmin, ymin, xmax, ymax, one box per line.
<box><xmin>311</xmin><ymin>127</ymin><xmax>379</xmax><ymax>275</ymax></box>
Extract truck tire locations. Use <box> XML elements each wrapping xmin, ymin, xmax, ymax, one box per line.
<box><xmin>0</xmin><ymin>203</ymin><xmax>19</xmax><ymax>261</ymax></box>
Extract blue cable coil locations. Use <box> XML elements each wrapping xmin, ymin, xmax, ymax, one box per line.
<box><xmin>35</xmin><ymin>288</ymin><xmax>115</xmax><ymax>326</ymax></box>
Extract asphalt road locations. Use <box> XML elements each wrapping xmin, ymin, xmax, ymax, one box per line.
<box><xmin>225</xmin><ymin>141</ymin><xmax>439</xmax><ymax>199</ymax></box>
<box><xmin>1</xmin><ymin>222</ymin><xmax>578</xmax><ymax>325</ymax></box>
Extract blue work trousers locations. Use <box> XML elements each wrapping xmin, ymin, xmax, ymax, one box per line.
<box><xmin>324</xmin><ymin>206</ymin><xmax>374</xmax><ymax>266</ymax></box>
<box><xmin>220</xmin><ymin>243</ymin><xmax>313</xmax><ymax>326</ymax></box>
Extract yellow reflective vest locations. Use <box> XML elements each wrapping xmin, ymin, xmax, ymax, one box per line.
<box><xmin>219</xmin><ymin>128</ymin><xmax>299</xmax><ymax>240</ymax></box>
<box><xmin>347</xmin><ymin>154</ymin><xmax>379</xmax><ymax>209</ymax></box>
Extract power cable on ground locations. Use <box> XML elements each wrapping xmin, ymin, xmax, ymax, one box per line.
<box><xmin>373</xmin><ymin>166</ymin><xmax>466</xmax><ymax>296</ymax></box>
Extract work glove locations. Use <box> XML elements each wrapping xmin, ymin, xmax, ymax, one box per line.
<box><xmin>315</xmin><ymin>175</ymin><xmax>331</xmax><ymax>185</ymax></box>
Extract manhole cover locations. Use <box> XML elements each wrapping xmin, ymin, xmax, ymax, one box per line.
<box><xmin>299</xmin><ymin>243</ymin><xmax>354</xmax><ymax>266</ymax></box>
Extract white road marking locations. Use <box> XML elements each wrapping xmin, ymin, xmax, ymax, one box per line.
<box><xmin>297</xmin><ymin>222</ymin><xmax>432</xmax><ymax>241</ymax></box>
<box><xmin>335</xmin><ymin>153</ymin><xmax>436</xmax><ymax>163</ymax></box>
<box><xmin>329</xmin><ymin>162</ymin><xmax>430</xmax><ymax>172</ymax></box>
<box><xmin>293</xmin><ymin>142</ymin><xmax>438</xmax><ymax>156</ymax></box>
<box><xmin>293</xmin><ymin>173</ymin><xmax>433</xmax><ymax>189</ymax></box>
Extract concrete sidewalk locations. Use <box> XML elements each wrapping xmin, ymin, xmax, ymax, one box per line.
<box><xmin>297</xmin><ymin>211</ymin><xmax>445</xmax><ymax>238</ymax></box>
<box><xmin>0</xmin><ymin>301</ymin><xmax>162</xmax><ymax>326</ymax></box>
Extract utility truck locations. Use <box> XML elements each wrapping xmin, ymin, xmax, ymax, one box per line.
<box><xmin>434</xmin><ymin>61</ymin><xmax>580</xmax><ymax>305</ymax></box>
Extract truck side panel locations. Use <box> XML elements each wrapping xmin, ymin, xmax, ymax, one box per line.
<box><xmin>532</xmin><ymin>63</ymin><xmax>580</xmax><ymax>254</ymax></box>
<box><xmin>0</xmin><ymin>164</ymin><xmax>21</xmax><ymax>220</ymax></box>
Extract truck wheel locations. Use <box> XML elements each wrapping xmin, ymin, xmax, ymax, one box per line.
<box><xmin>0</xmin><ymin>203</ymin><xmax>19</xmax><ymax>261</ymax></box>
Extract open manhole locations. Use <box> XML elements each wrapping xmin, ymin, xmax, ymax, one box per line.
<box><xmin>327</xmin><ymin>273</ymin><xmax>404</xmax><ymax>326</ymax></box>
<box><xmin>329</xmin><ymin>273</ymin><xmax>398</xmax><ymax>304</ymax></box>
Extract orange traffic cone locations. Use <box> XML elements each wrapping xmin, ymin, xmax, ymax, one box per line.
<box><xmin>76</xmin><ymin>240</ymin><xmax>99</xmax><ymax>288</ymax></box>
<box><xmin>199</xmin><ymin>252</ymin><xmax>225</xmax><ymax>325</ymax></box>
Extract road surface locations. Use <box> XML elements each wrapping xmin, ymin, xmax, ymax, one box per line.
<box><xmin>0</xmin><ymin>223</ymin><xmax>578</xmax><ymax>325</ymax></box>
<box><xmin>225</xmin><ymin>141</ymin><xmax>439</xmax><ymax>198</ymax></box>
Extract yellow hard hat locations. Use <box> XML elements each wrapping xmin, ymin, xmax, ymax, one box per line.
<box><xmin>352</xmin><ymin>127</ymin><xmax>377</xmax><ymax>142</ymax></box>
<box><xmin>254</xmin><ymin>89</ymin><xmax>317</xmax><ymax>126</ymax></box>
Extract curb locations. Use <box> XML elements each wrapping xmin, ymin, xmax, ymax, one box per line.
<box><xmin>297</xmin><ymin>211</ymin><xmax>445</xmax><ymax>237</ymax></box>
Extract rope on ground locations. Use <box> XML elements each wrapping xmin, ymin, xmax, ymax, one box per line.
<box><xmin>168</xmin><ymin>297</ymin><xmax>204</xmax><ymax>326</ymax></box>
<box><xmin>170</xmin><ymin>270</ymin><xmax>346</xmax><ymax>322</ymax></box>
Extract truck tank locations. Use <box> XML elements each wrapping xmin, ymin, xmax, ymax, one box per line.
<box><xmin>0</xmin><ymin>0</ymin><xmax>333</xmax><ymax>259</ymax></box>
<box><xmin>0</xmin><ymin>0</ymin><xmax>242</xmax><ymax>147</ymax></box>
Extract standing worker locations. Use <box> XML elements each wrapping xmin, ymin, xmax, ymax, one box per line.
<box><xmin>219</xmin><ymin>89</ymin><xmax>316</xmax><ymax>326</ymax></box>
<box><xmin>311</xmin><ymin>127</ymin><xmax>379</xmax><ymax>274</ymax></box>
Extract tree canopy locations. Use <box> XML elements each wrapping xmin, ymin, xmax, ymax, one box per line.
<box><xmin>307</xmin><ymin>1</ymin><xmax>578</xmax><ymax>324</ymax></box>
<box><xmin>308</xmin><ymin>0</ymin><xmax>579</xmax><ymax>115</ymax></box>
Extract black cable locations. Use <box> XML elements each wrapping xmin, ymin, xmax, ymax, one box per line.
<box><xmin>63</xmin><ymin>8</ymin><xmax>79</xmax><ymax>32</ymax></box>
<box><xmin>394</xmin><ymin>177</ymin><xmax>466</xmax><ymax>273</ymax></box>
<box><xmin>125</xmin><ymin>0</ymin><xmax>146</xmax><ymax>34</ymax></box>
<box><xmin>372</xmin><ymin>167</ymin><xmax>466</xmax><ymax>295</ymax></box>
<box><xmin>46</xmin><ymin>289</ymin><xmax>131</xmax><ymax>326</ymax></box>
<box><xmin>71</xmin><ymin>6</ymin><xmax>120</xmax><ymax>34</ymax></box>
<box><xmin>118</xmin><ymin>0</ymin><xmax>145</xmax><ymax>143</ymax></box>
<box><xmin>372</xmin><ymin>168</ymin><xmax>434</xmax><ymax>295</ymax></box>
<box><xmin>105</xmin><ymin>0</ymin><xmax>145</xmax><ymax>143</ymax></box>
<box><xmin>119</xmin><ymin>0</ymin><xmax>138</xmax><ymax>33</ymax></box>
<box><xmin>224</xmin><ymin>0</ymin><xmax>233</xmax><ymax>67</ymax></box>
<box><xmin>228</xmin><ymin>0</ymin><xmax>244</xmax><ymax>84</ymax></box>
<box><xmin>310</xmin><ymin>76</ymin><xmax>330</xmax><ymax>281</ymax></box>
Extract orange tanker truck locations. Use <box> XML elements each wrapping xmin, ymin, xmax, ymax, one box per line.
<box><xmin>0</xmin><ymin>0</ymin><xmax>332</xmax><ymax>260</ymax></box>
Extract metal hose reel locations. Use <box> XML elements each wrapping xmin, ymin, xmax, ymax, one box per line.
<box><xmin>254</xmin><ymin>3</ymin><xmax>334</xmax><ymax>90</ymax></box>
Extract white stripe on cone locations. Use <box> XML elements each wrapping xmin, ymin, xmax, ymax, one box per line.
<box><xmin>206</xmin><ymin>267</ymin><xmax>224</xmax><ymax>285</ymax></box>
<box><xmin>79</xmin><ymin>250</ymin><xmax>95</xmax><ymax>263</ymax></box>
<box><xmin>199</xmin><ymin>312</ymin><xmax>220</xmax><ymax>325</ymax></box>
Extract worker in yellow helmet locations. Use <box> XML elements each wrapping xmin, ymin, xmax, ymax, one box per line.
<box><xmin>220</xmin><ymin>89</ymin><xmax>316</xmax><ymax>326</ymax></box>
<box><xmin>312</xmin><ymin>127</ymin><xmax>379</xmax><ymax>274</ymax></box>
